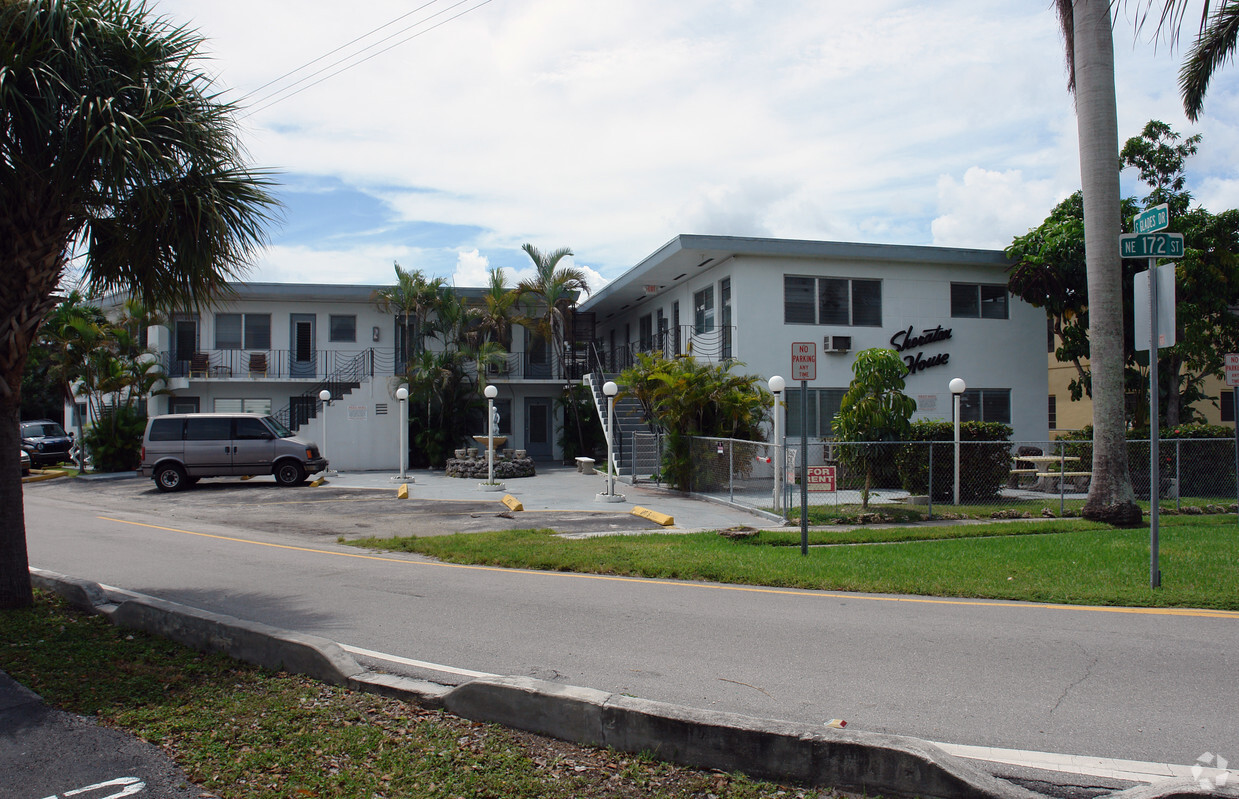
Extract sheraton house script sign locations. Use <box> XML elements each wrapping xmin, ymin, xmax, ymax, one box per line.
<box><xmin>888</xmin><ymin>324</ymin><xmax>951</xmax><ymax>375</ymax></box>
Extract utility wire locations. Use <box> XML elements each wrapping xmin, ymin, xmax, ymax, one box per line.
<box><xmin>239</xmin><ymin>1</ymin><xmax>441</xmax><ymax>104</ymax></box>
<box><xmin>242</xmin><ymin>0</ymin><xmax>494</xmax><ymax>118</ymax></box>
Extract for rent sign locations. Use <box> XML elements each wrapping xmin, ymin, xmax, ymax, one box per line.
<box><xmin>807</xmin><ymin>465</ymin><xmax>836</xmax><ymax>491</ymax></box>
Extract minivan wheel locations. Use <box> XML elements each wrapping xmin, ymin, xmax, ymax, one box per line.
<box><xmin>274</xmin><ymin>460</ymin><xmax>304</xmax><ymax>487</ymax></box>
<box><xmin>154</xmin><ymin>464</ymin><xmax>187</xmax><ymax>492</ymax></box>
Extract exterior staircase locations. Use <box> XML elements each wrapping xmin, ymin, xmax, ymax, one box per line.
<box><xmin>585</xmin><ymin>372</ymin><xmax>654</xmax><ymax>482</ymax></box>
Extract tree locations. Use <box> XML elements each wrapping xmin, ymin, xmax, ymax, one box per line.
<box><xmin>0</xmin><ymin>0</ymin><xmax>277</xmax><ymax>609</ymax></box>
<box><xmin>1008</xmin><ymin>120</ymin><xmax>1239</xmax><ymax>428</ymax></box>
<box><xmin>831</xmin><ymin>348</ymin><xmax>917</xmax><ymax>510</ymax></box>
<box><xmin>1138</xmin><ymin>0</ymin><xmax>1239</xmax><ymax>121</ymax></box>
<box><xmin>516</xmin><ymin>244</ymin><xmax>590</xmax><ymax>378</ymax></box>
<box><xmin>619</xmin><ymin>351</ymin><xmax>771</xmax><ymax>491</ymax></box>
<box><xmin>373</xmin><ymin>263</ymin><xmax>446</xmax><ymax>368</ymax></box>
<box><xmin>477</xmin><ymin>266</ymin><xmax>518</xmax><ymax>351</ymax></box>
<box><xmin>1055</xmin><ymin>0</ymin><xmax>1141</xmax><ymax>526</ymax></box>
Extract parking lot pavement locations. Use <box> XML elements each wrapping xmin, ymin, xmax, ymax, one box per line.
<box><xmin>57</xmin><ymin>464</ymin><xmax>783</xmax><ymax>540</ymax></box>
<box><xmin>0</xmin><ymin>670</ymin><xmax>208</xmax><ymax>799</ymax></box>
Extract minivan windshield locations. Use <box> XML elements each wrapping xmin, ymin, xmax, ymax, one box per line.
<box><xmin>264</xmin><ymin>416</ymin><xmax>294</xmax><ymax>438</ymax></box>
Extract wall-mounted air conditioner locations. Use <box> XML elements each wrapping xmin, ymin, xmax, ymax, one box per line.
<box><xmin>824</xmin><ymin>335</ymin><xmax>852</xmax><ymax>353</ymax></box>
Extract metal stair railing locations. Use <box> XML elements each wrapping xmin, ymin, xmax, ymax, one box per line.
<box><xmin>272</xmin><ymin>350</ymin><xmax>373</xmax><ymax>431</ymax></box>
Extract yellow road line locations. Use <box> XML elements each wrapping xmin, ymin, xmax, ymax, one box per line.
<box><xmin>95</xmin><ymin>515</ymin><xmax>1239</xmax><ymax>619</ymax></box>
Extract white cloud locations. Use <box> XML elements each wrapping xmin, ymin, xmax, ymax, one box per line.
<box><xmin>931</xmin><ymin>167</ymin><xmax>1070</xmax><ymax>249</ymax></box>
<box><xmin>451</xmin><ymin>249</ymin><xmax>491</xmax><ymax>288</ymax></box>
<box><xmin>150</xmin><ymin>0</ymin><xmax>1239</xmax><ymax>282</ymax></box>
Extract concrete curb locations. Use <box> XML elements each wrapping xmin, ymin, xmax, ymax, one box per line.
<box><xmin>26</xmin><ymin>569</ymin><xmax>1222</xmax><ymax>799</ymax></box>
<box><xmin>1105</xmin><ymin>778</ymin><xmax>1238</xmax><ymax>799</ymax></box>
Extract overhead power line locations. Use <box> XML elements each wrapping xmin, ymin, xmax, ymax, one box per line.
<box><xmin>241</xmin><ymin>0</ymin><xmax>495</xmax><ymax>118</ymax></box>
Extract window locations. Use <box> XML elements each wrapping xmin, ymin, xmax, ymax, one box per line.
<box><xmin>951</xmin><ymin>283</ymin><xmax>1008</xmax><ymax>319</ymax></box>
<box><xmin>329</xmin><ymin>315</ymin><xmax>356</xmax><ymax>342</ymax></box>
<box><xmin>959</xmin><ymin>389</ymin><xmax>1011</xmax><ymax>424</ymax></box>
<box><xmin>638</xmin><ymin>314</ymin><xmax>653</xmax><ymax>350</ymax></box>
<box><xmin>215</xmin><ymin>313</ymin><xmax>271</xmax><ymax>349</ymax></box>
<box><xmin>720</xmin><ymin>278</ymin><xmax>732</xmax><ymax>359</ymax></box>
<box><xmin>784</xmin><ymin>388</ymin><xmax>849</xmax><ymax>437</ymax></box>
<box><xmin>234</xmin><ymin>416</ymin><xmax>272</xmax><ymax>440</ymax></box>
<box><xmin>186</xmin><ymin>417</ymin><xmax>232</xmax><ymax>441</ymax></box>
<box><xmin>1048</xmin><ymin>395</ymin><xmax>1057</xmax><ymax>429</ymax></box>
<box><xmin>147</xmin><ymin>418</ymin><xmax>184</xmax><ymax>441</ymax></box>
<box><xmin>784</xmin><ymin>276</ymin><xmax>881</xmax><ymax>326</ymax></box>
<box><xmin>694</xmin><ymin>287</ymin><xmax>714</xmax><ymax>333</ymax></box>
<box><xmin>213</xmin><ymin>398</ymin><xmax>272</xmax><ymax>415</ymax></box>
<box><xmin>1223</xmin><ymin>390</ymin><xmax>1235</xmax><ymax>423</ymax></box>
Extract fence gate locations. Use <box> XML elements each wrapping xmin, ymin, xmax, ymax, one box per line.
<box><xmin>632</xmin><ymin>432</ymin><xmax>661</xmax><ymax>484</ymax></box>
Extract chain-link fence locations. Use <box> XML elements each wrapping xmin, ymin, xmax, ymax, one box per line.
<box><xmin>673</xmin><ymin>437</ymin><xmax>1239</xmax><ymax>522</ymax></box>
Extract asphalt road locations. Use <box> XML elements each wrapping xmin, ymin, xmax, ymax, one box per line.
<box><xmin>20</xmin><ymin>476</ymin><xmax>1239</xmax><ymax>771</ymax></box>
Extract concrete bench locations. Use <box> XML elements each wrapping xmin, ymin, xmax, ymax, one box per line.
<box><xmin>575</xmin><ymin>456</ymin><xmax>595</xmax><ymax>474</ymax></box>
<box><xmin>1034</xmin><ymin>471</ymin><xmax>1092</xmax><ymax>492</ymax></box>
<box><xmin>1006</xmin><ymin>468</ymin><xmax>1038</xmax><ymax>488</ymax></box>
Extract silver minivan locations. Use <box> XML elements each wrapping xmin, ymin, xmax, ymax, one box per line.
<box><xmin>140</xmin><ymin>413</ymin><xmax>328</xmax><ymax>492</ymax></box>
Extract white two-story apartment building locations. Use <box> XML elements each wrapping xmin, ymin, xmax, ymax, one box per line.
<box><xmin>579</xmin><ymin>235</ymin><xmax>1048</xmax><ymax>444</ymax></box>
<box><xmin>135</xmin><ymin>283</ymin><xmax>573</xmax><ymax>471</ymax></box>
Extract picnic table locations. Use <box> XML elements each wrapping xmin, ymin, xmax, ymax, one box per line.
<box><xmin>1009</xmin><ymin>455</ymin><xmax>1091</xmax><ymax>492</ymax></box>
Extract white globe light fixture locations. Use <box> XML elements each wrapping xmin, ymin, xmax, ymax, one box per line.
<box><xmin>599</xmin><ymin>381</ymin><xmax>623</xmax><ymax>501</ymax></box>
<box><xmin>395</xmin><ymin>386</ymin><xmax>409</xmax><ymax>480</ymax></box>
<box><xmin>949</xmin><ymin>378</ymin><xmax>966</xmax><ymax>506</ymax></box>
<box><xmin>484</xmin><ymin>384</ymin><xmax>499</xmax><ymax>486</ymax></box>
<box><xmin>318</xmin><ymin>389</ymin><xmax>332</xmax><ymax>470</ymax></box>
<box><xmin>768</xmin><ymin>376</ymin><xmax>786</xmax><ymax>514</ymax></box>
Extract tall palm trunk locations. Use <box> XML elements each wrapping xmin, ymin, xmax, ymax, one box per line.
<box><xmin>1073</xmin><ymin>0</ymin><xmax>1141</xmax><ymax>525</ymax></box>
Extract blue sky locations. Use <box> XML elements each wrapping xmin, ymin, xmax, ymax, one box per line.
<box><xmin>153</xmin><ymin>0</ymin><xmax>1239</xmax><ymax>294</ymax></box>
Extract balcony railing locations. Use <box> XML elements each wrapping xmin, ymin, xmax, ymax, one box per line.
<box><xmin>162</xmin><ymin>349</ymin><xmax>397</xmax><ymax>380</ymax></box>
<box><xmin>595</xmin><ymin>325</ymin><xmax>737</xmax><ymax>373</ymax></box>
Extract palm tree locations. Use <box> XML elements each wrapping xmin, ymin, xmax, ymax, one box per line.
<box><xmin>516</xmin><ymin>244</ymin><xmax>591</xmax><ymax>379</ymax></box>
<box><xmin>0</xmin><ymin>0</ymin><xmax>277</xmax><ymax>609</ymax></box>
<box><xmin>478</xmin><ymin>267</ymin><xmax>518</xmax><ymax>351</ymax></box>
<box><xmin>373</xmin><ymin>263</ymin><xmax>447</xmax><ymax>368</ymax></box>
<box><xmin>1056</xmin><ymin>0</ymin><xmax>1142</xmax><ymax>525</ymax></box>
<box><xmin>1139</xmin><ymin>1</ymin><xmax>1239</xmax><ymax>121</ymax></box>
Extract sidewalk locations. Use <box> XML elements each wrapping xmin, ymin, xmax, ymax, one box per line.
<box><xmin>314</xmin><ymin>463</ymin><xmax>787</xmax><ymax>534</ymax></box>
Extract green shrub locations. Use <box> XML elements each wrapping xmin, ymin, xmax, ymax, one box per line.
<box><xmin>83</xmin><ymin>404</ymin><xmax>146</xmax><ymax>472</ymax></box>
<box><xmin>895</xmin><ymin>421</ymin><xmax>1012</xmax><ymax>501</ymax></box>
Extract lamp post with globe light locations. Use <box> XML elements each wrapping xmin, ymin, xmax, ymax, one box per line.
<box><xmin>395</xmin><ymin>386</ymin><xmax>408</xmax><ymax>480</ymax></box>
<box><xmin>318</xmin><ymin>389</ymin><xmax>331</xmax><ymax>470</ymax></box>
<box><xmin>949</xmin><ymin>378</ymin><xmax>966</xmax><ymax>506</ymax></box>
<box><xmin>597</xmin><ymin>381</ymin><xmax>625</xmax><ymax>502</ymax></box>
<box><xmin>484</xmin><ymin>384</ymin><xmax>498</xmax><ymax>486</ymax></box>
<box><xmin>768</xmin><ymin>375</ymin><xmax>785</xmax><ymax>515</ymax></box>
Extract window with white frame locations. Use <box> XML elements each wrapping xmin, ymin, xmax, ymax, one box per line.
<box><xmin>329</xmin><ymin>314</ymin><xmax>357</xmax><ymax>342</ymax></box>
<box><xmin>950</xmin><ymin>283</ymin><xmax>1009</xmax><ymax>319</ymax></box>
<box><xmin>783</xmin><ymin>276</ymin><xmax>881</xmax><ymax>326</ymax></box>
<box><xmin>215</xmin><ymin>313</ymin><xmax>271</xmax><ymax>349</ymax></box>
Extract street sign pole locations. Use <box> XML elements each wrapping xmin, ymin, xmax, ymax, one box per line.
<box><xmin>1226</xmin><ymin>353</ymin><xmax>1239</xmax><ymax>526</ymax></box>
<box><xmin>801</xmin><ymin>380</ymin><xmax>809</xmax><ymax>556</ymax></box>
<box><xmin>1149</xmin><ymin>256</ymin><xmax>1160</xmax><ymax>589</ymax></box>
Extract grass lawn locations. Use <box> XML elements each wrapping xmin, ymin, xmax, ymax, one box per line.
<box><xmin>0</xmin><ymin>594</ymin><xmax>829</xmax><ymax>799</ymax></box>
<box><xmin>350</xmin><ymin>515</ymin><xmax>1239</xmax><ymax>610</ymax></box>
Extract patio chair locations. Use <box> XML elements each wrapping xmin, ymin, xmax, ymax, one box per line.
<box><xmin>248</xmin><ymin>352</ymin><xmax>268</xmax><ymax>377</ymax></box>
<box><xmin>189</xmin><ymin>352</ymin><xmax>209</xmax><ymax>378</ymax></box>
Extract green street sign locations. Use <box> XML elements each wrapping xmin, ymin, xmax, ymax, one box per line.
<box><xmin>1120</xmin><ymin>232</ymin><xmax>1184</xmax><ymax>259</ymax></box>
<box><xmin>1133</xmin><ymin>203</ymin><xmax>1169</xmax><ymax>234</ymax></box>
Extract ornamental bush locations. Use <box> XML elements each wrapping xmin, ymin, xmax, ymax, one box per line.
<box><xmin>895</xmin><ymin>420</ymin><xmax>1012</xmax><ymax>502</ymax></box>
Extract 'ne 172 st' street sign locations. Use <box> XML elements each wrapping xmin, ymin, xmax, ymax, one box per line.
<box><xmin>1120</xmin><ymin>232</ymin><xmax>1184</xmax><ymax>259</ymax></box>
<box><xmin>1133</xmin><ymin>203</ymin><xmax>1169</xmax><ymax>234</ymax></box>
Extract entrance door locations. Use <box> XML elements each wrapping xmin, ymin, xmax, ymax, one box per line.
<box><xmin>524</xmin><ymin>397</ymin><xmax>553</xmax><ymax>461</ymax></box>
<box><xmin>290</xmin><ymin>314</ymin><xmax>316</xmax><ymax>378</ymax></box>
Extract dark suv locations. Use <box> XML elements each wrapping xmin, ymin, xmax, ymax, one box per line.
<box><xmin>20</xmin><ymin>420</ymin><xmax>73</xmax><ymax>467</ymax></box>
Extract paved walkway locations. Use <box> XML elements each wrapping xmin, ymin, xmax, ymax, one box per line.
<box><xmin>313</xmin><ymin>463</ymin><xmax>786</xmax><ymax>533</ymax></box>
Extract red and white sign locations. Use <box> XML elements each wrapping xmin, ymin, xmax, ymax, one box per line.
<box><xmin>807</xmin><ymin>465</ymin><xmax>836</xmax><ymax>491</ymax></box>
<box><xmin>791</xmin><ymin>342</ymin><xmax>816</xmax><ymax>381</ymax></box>
<box><xmin>1226</xmin><ymin>353</ymin><xmax>1239</xmax><ymax>388</ymax></box>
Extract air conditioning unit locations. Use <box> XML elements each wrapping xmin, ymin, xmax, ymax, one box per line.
<box><xmin>825</xmin><ymin>335</ymin><xmax>852</xmax><ymax>353</ymax></box>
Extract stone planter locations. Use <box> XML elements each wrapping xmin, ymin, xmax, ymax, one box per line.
<box><xmin>515</xmin><ymin>450</ymin><xmax>526</xmax><ymax>459</ymax></box>
<box><xmin>455</xmin><ymin>449</ymin><xmax>467</xmax><ymax>459</ymax></box>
